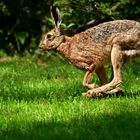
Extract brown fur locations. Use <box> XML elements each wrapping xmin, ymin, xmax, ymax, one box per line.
<box><xmin>39</xmin><ymin>10</ymin><xmax>140</xmax><ymax>97</ymax></box>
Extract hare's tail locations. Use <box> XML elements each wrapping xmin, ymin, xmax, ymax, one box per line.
<box><xmin>122</xmin><ymin>50</ymin><xmax>140</xmax><ymax>57</ymax></box>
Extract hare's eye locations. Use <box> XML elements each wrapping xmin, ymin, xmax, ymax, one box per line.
<box><xmin>47</xmin><ymin>34</ymin><xmax>53</xmax><ymax>40</ymax></box>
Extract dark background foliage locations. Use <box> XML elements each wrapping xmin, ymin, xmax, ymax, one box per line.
<box><xmin>0</xmin><ymin>0</ymin><xmax>140</xmax><ymax>55</ymax></box>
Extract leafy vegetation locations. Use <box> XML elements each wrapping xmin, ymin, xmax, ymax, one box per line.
<box><xmin>0</xmin><ymin>56</ymin><xmax>140</xmax><ymax>139</ymax></box>
<box><xmin>0</xmin><ymin>0</ymin><xmax>140</xmax><ymax>55</ymax></box>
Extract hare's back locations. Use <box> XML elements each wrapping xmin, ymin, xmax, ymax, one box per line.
<box><xmin>84</xmin><ymin>20</ymin><xmax>140</xmax><ymax>44</ymax></box>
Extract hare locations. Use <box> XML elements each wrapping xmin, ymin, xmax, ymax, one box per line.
<box><xmin>39</xmin><ymin>6</ymin><xmax>140</xmax><ymax>97</ymax></box>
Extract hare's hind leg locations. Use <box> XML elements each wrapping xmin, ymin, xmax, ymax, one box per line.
<box><xmin>85</xmin><ymin>44</ymin><xmax>123</xmax><ymax>97</ymax></box>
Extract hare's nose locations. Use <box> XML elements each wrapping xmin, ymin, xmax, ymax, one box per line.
<box><xmin>39</xmin><ymin>43</ymin><xmax>43</xmax><ymax>49</ymax></box>
<box><xmin>39</xmin><ymin>44</ymin><xmax>41</xmax><ymax>49</ymax></box>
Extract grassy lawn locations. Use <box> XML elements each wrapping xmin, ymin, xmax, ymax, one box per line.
<box><xmin>0</xmin><ymin>55</ymin><xmax>140</xmax><ymax>140</ymax></box>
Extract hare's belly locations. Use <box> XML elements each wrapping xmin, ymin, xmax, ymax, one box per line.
<box><xmin>69</xmin><ymin>48</ymin><xmax>111</xmax><ymax>70</ymax></box>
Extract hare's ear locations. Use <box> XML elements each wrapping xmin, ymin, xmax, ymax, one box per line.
<box><xmin>50</xmin><ymin>6</ymin><xmax>61</xmax><ymax>29</ymax></box>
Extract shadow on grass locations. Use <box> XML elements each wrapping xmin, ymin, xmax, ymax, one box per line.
<box><xmin>0</xmin><ymin>111</ymin><xmax>140</xmax><ymax>140</ymax></box>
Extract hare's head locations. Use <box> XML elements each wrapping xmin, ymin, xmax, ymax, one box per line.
<box><xmin>39</xmin><ymin>6</ymin><xmax>64</xmax><ymax>50</ymax></box>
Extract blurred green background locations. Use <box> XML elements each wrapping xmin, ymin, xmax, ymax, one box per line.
<box><xmin>0</xmin><ymin>0</ymin><xmax>140</xmax><ymax>56</ymax></box>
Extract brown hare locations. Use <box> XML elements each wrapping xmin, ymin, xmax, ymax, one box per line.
<box><xmin>39</xmin><ymin>6</ymin><xmax>140</xmax><ymax>97</ymax></box>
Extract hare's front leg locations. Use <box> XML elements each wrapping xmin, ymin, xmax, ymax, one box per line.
<box><xmin>83</xmin><ymin>70</ymin><xmax>98</xmax><ymax>89</ymax></box>
<box><xmin>82</xmin><ymin>63</ymin><xmax>106</xmax><ymax>88</ymax></box>
<box><xmin>86</xmin><ymin>44</ymin><xmax>123</xmax><ymax>97</ymax></box>
<box><xmin>82</xmin><ymin>64</ymin><xmax>108</xmax><ymax>97</ymax></box>
<box><xmin>96</xmin><ymin>66</ymin><xmax>107</xmax><ymax>85</ymax></box>
<box><xmin>82</xmin><ymin>65</ymin><xmax>107</xmax><ymax>97</ymax></box>
<box><xmin>82</xmin><ymin>63</ymin><xmax>96</xmax><ymax>89</ymax></box>
<box><xmin>83</xmin><ymin>65</ymin><xmax>107</xmax><ymax>89</ymax></box>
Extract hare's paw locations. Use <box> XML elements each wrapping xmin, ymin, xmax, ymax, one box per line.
<box><xmin>82</xmin><ymin>90</ymin><xmax>103</xmax><ymax>98</ymax></box>
<box><xmin>82</xmin><ymin>87</ymin><xmax>124</xmax><ymax>98</ymax></box>
<box><xmin>106</xmin><ymin>87</ymin><xmax>124</xmax><ymax>95</ymax></box>
<box><xmin>85</xmin><ymin>83</ymin><xmax>99</xmax><ymax>89</ymax></box>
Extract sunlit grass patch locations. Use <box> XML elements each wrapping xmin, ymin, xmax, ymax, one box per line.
<box><xmin>0</xmin><ymin>56</ymin><xmax>140</xmax><ymax>140</ymax></box>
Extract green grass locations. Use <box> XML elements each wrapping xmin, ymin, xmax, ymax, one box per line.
<box><xmin>0</xmin><ymin>55</ymin><xmax>140</xmax><ymax>140</ymax></box>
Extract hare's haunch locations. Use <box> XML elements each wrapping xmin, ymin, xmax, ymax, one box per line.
<box><xmin>39</xmin><ymin>6</ymin><xmax>140</xmax><ymax>97</ymax></box>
